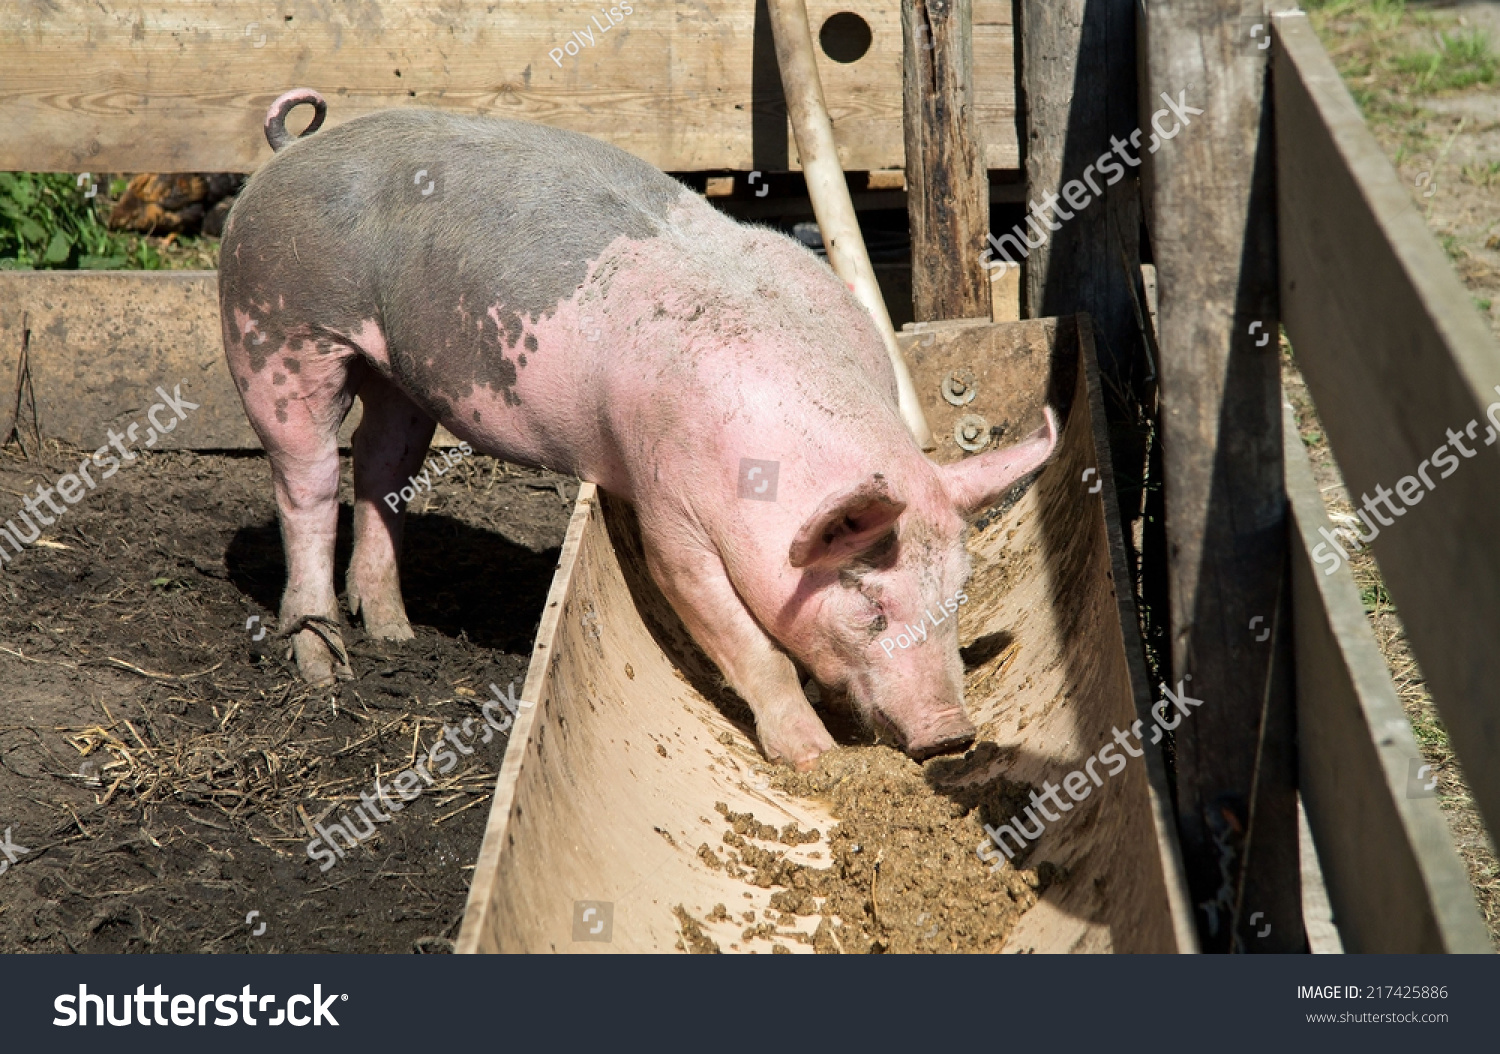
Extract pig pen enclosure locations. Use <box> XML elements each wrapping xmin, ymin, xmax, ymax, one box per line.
<box><xmin>1</xmin><ymin>0</ymin><xmax>1497</xmax><ymax>954</ymax></box>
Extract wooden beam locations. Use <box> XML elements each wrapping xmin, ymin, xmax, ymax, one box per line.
<box><xmin>902</xmin><ymin>0</ymin><xmax>990</xmax><ymax>320</ymax></box>
<box><xmin>1142</xmin><ymin>0</ymin><xmax>1298</xmax><ymax>951</ymax></box>
<box><xmin>0</xmin><ymin>271</ymin><xmax>458</xmax><ymax>450</ymax></box>
<box><xmin>0</xmin><ymin>0</ymin><xmax>1018</xmax><ymax>175</ymax></box>
<box><xmin>1286</xmin><ymin>401</ymin><xmax>1490</xmax><ymax>952</ymax></box>
<box><xmin>1016</xmin><ymin>0</ymin><xmax>1139</xmax><ymax>386</ymax></box>
<box><xmin>1275</xmin><ymin>13</ymin><xmax>1500</xmax><ymax>848</ymax></box>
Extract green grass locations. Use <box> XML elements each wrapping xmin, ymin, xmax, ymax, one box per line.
<box><xmin>1462</xmin><ymin>160</ymin><xmax>1500</xmax><ymax>188</ymax></box>
<box><xmin>1393</xmin><ymin>30</ymin><xmax>1496</xmax><ymax>93</ymax></box>
<box><xmin>0</xmin><ymin>172</ymin><xmax>164</xmax><ymax>270</ymax></box>
<box><xmin>1361</xmin><ymin>578</ymin><xmax>1392</xmax><ymax>612</ymax></box>
<box><xmin>1311</xmin><ymin>0</ymin><xmax>1496</xmax><ymax>129</ymax></box>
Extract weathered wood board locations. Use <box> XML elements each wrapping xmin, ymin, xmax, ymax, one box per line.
<box><xmin>0</xmin><ymin>270</ymin><xmax>465</xmax><ymax>450</ymax></box>
<box><xmin>1275</xmin><ymin>13</ymin><xmax>1500</xmax><ymax>852</ymax></box>
<box><xmin>1142</xmin><ymin>0</ymin><xmax>1297</xmax><ymax>952</ymax></box>
<box><xmin>457</xmin><ymin>316</ymin><xmax>1197</xmax><ymax>954</ymax></box>
<box><xmin>0</xmin><ymin>0</ymin><xmax>1018</xmax><ymax>174</ymax></box>
<box><xmin>1285</xmin><ymin>400</ymin><xmax>1489</xmax><ymax>953</ymax></box>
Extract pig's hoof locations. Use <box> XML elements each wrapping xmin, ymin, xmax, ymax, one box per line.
<box><xmin>362</xmin><ymin>617</ymin><xmax>414</xmax><ymax>641</ymax></box>
<box><xmin>283</xmin><ymin>615</ymin><xmax>354</xmax><ymax>684</ymax></box>
<box><xmin>347</xmin><ymin>585</ymin><xmax>414</xmax><ymax>641</ymax></box>
<box><xmin>761</xmin><ymin>721</ymin><xmax>835</xmax><ymax>771</ymax></box>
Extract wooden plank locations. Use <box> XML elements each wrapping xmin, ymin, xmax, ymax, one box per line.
<box><xmin>990</xmin><ymin>265</ymin><xmax>1020</xmax><ymax>323</ymax></box>
<box><xmin>1017</xmin><ymin>0</ymin><xmax>1139</xmax><ymax>386</ymax></box>
<box><xmin>1286</xmin><ymin>400</ymin><xmax>1490</xmax><ymax>952</ymax></box>
<box><xmin>1297</xmin><ymin>799</ymin><xmax>1344</xmax><ymax>954</ymax></box>
<box><xmin>0</xmin><ymin>271</ymin><xmax>244</xmax><ymax>449</ymax></box>
<box><xmin>0</xmin><ymin>270</ymin><xmax>458</xmax><ymax>450</ymax></box>
<box><xmin>0</xmin><ymin>0</ymin><xmax>1016</xmax><ymax>175</ymax></box>
<box><xmin>902</xmin><ymin>0</ymin><xmax>990</xmax><ymax>320</ymax></box>
<box><xmin>1076</xmin><ymin>315</ymin><xmax>1199</xmax><ymax>954</ymax></box>
<box><xmin>1275</xmin><ymin>13</ymin><xmax>1500</xmax><ymax>852</ymax></box>
<box><xmin>1143</xmin><ymin>0</ymin><xmax>1297</xmax><ymax>952</ymax></box>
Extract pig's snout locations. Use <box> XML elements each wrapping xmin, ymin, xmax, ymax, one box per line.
<box><xmin>888</xmin><ymin>707</ymin><xmax>977</xmax><ymax>761</ymax></box>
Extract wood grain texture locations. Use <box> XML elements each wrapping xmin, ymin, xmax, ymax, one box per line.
<box><xmin>1017</xmin><ymin>0</ymin><xmax>1138</xmax><ymax>386</ymax></box>
<box><xmin>0</xmin><ymin>270</ymin><xmax>463</xmax><ymax>450</ymax></box>
<box><xmin>902</xmin><ymin>0</ymin><xmax>990</xmax><ymax>320</ymax></box>
<box><xmin>1286</xmin><ymin>401</ymin><xmax>1489</xmax><ymax>953</ymax></box>
<box><xmin>1276</xmin><ymin>13</ymin><xmax>1500</xmax><ymax>854</ymax></box>
<box><xmin>1143</xmin><ymin>0</ymin><xmax>1298</xmax><ymax>951</ymax></box>
<box><xmin>0</xmin><ymin>0</ymin><xmax>1017</xmax><ymax>174</ymax></box>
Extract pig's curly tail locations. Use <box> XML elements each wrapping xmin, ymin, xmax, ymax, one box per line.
<box><xmin>264</xmin><ymin>88</ymin><xmax>328</xmax><ymax>152</ymax></box>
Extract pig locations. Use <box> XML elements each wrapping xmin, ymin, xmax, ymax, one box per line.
<box><xmin>220</xmin><ymin>89</ymin><xmax>1058</xmax><ymax>770</ymax></box>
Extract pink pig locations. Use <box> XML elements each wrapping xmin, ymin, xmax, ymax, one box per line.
<box><xmin>221</xmin><ymin>91</ymin><xmax>1057</xmax><ymax>769</ymax></box>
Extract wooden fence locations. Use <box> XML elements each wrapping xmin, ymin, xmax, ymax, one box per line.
<box><xmin>1273</xmin><ymin>11</ymin><xmax>1494</xmax><ymax>951</ymax></box>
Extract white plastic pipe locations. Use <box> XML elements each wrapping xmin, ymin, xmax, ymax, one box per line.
<box><xmin>766</xmin><ymin>0</ymin><xmax>936</xmax><ymax>450</ymax></box>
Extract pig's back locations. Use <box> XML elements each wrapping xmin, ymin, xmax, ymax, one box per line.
<box><xmin>221</xmin><ymin>109</ymin><xmax>701</xmax><ymax>425</ymax></box>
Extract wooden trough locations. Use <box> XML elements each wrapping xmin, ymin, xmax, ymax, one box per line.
<box><xmin>457</xmin><ymin>315</ymin><xmax>1197</xmax><ymax>953</ymax></box>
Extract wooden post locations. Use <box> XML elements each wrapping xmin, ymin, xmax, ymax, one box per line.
<box><xmin>767</xmin><ymin>0</ymin><xmax>935</xmax><ymax>447</ymax></box>
<box><xmin>1016</xmin><ymin>0</ymin><xmax>1162</xmax><ymax>718</ymax></box>
<box><xmin>902</xmin><ymin>0</ymin><xmax>991</xmax><ymax>320</ymax></box>
<box><xmin>1016</xmin><ymin>0</ymin><xmax>1141</xmax><ymax>388</ymax></box>
<box><xmin>1142</xmin><ymin>0</ymin><xmax>1300</xmax><ymax>951</ymax></box>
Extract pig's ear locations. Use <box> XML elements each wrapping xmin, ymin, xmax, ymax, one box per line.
<box><xmin>941</xmin><ymin>406</ymin><xmax>1059</xmax><ymax>518</ymax></box>
<box><xmin>788</xmin><ymin>474</ymin><xmax>907</xmax><ymax>569</ymax></box>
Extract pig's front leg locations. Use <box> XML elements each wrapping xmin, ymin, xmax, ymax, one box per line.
<box><xmin>644</xmin><ymin>541</ymin><xmax>834</xmax><ymax>770</ymax></box>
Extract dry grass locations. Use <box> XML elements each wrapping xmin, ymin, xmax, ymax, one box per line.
<box><xmin>1283</xmin><ymin>348</ymin><xmax>1500</xmax><ymax>946</ymax></box>
<box><xmin>3</xmin><ymin>671</ymin><xmax>498</xmax><ymax>881</ymax></box>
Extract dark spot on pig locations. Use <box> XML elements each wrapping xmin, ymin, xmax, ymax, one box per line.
<box><xmin>218</xmin><ymin>109</ymin><xmax>686</xmax><ymax>428</ymax></box>
<box><xmin>518</xmin><ymin>353</ymin><xmax>527</xmax><ymax>367</ymax></box>
<box><xmin>276</xmin><ymin>407</ymin><xmax>288</xmax><ymax>423</ymax></box>
<box><xmin>273</xmin><ymin>373</ymin><xmax>286</xmax><ymax>385</ymax></box>
<box><xmin>524</xmin><ymin>333</ymin><xmax>537</xmax><ymax>353</ymax></box>
<box><xmin>238</xmin><ymin>376</ymin><xmax>250</xmax><ymax>392</ymax></box>
<box><xmin>284</xmin><ymin>357</ymin><xmax>301</xmax><ymax>373</ymax></box>
<box><xmin>472</xmin><ymin>410</ymin><xmax>482</xmax><ymax>423</ymax></box>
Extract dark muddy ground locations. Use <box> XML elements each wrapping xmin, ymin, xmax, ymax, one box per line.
<box><xmin>0</xmin><ymin>440</ymin><xmax>572</xmax><ymax>953</ymax></box>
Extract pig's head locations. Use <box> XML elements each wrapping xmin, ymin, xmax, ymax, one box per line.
<box><xmin>775</xmin><ymin>409</ymin><xmax>1058</xmax><ymax>761</ymax></box>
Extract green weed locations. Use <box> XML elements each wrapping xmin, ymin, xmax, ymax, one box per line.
<box><xmin>1393</xmin><ymin>30</ymin><xmax>1496</xmax><ymax>93</ymax></box>
<box><xmin>0</xmin><ymin>172</ymin><xmax>159</xmax><ymax>270</ymax></box>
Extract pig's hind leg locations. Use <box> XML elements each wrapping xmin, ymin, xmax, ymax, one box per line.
<box><xmin>226</xmin><ymin>330</ymin><xmax>359</xmax><ymax>685</ymax></box>
<box><xmin>346</xmin><ymin>373</ymin><xmax>437</xmax><ymax>640</ymax></box>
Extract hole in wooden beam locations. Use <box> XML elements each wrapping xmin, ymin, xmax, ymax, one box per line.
<box><xmin>819</xmin><ymin>12</ymin><xmax>872</xmax><ymax>64</ymax></box>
